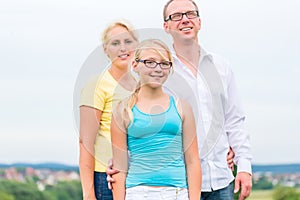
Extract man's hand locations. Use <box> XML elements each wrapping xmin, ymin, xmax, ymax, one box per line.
<box><xmin>234</xmin><ymin>172</ymin><xmax>252</xmax><ymax>200</ymax></box>
<box><xmin>106</xmin><ymin>159</ymin><xmax>119</xmax><ymax>190</ymax></box>
<box><xmin>227</xmin><ymin>147</ymin><xmax>235</xmax><ymax>171</ymax></box>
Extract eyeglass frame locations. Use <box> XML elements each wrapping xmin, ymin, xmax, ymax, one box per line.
<box><xmin>164</xmin><ymin>10</ymin><xmax>199</xmax><ymax>22</ymax></box>
<box><xmin>135</xmin><ymin>59</ymin><xmax>173</xmax><ymax>69</ymax></box>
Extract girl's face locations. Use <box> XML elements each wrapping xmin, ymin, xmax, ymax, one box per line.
<box><xmin>104</xmin><ymin>26</ymin><xmax>137</xmax><ymax>69</ymax></box>
<box><xmin>133</xmin><ymin>48</ymin><xmax>172</xmax><ymax>88</ymax></box>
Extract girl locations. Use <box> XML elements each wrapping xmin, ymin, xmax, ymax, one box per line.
<box><xmin>111</xmin><ymin>39</ymin><xmax>202</xmax><ymax>200</ymax></box>
<box><xmin>79</xmin><ymin>20</ymin><xmax>138</xmax><ymax>200</ymax></box>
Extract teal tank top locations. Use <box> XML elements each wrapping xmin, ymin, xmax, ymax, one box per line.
<box><xmin>126</xmin><ymin>96</ymin><xmax>187</xmax><ymax>188</ymax></box>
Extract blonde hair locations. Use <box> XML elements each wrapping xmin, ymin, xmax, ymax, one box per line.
<box><xmin>163</xmin><ymin>0</ymin><xmax>199</xmax><ymax>21</ymax></box>
<box><xmin>123</xmin><ymin>39</ymin><xmax>173</xmax><ymax>124</ymax></box>
<box><xmin>101</xmin><ymin>20</ymin><xmax>138</xmax><ymax>45</ymax></box>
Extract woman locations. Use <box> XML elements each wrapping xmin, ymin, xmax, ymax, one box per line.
<box><xmin>111</xmin><ymin>39</ymin><xmax>202</xmax><ymax>200</ymax></box>
<box><xmin>79</xmin><ymin>20</ymin><xmax>138</xmax><ymax>200</ymax></box>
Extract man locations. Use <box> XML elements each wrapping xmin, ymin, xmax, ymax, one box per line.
<box><xmin>162</xmin><ymin>0</ymin><xmax>252</xmax><ymax>199</ymax></box>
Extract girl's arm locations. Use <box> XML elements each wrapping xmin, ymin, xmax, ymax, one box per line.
<box><xmin>79</xmin><ymin>106</ymin><xmax>101</xmax><ymax>200</ymax></box>
<box><xmin>111</xmin><ymin>113</ymin><xmax>129</xmax><ymax>200</ymax></box>
<box><xmin>180</xmin><ymin>99</ymin><xmax>202</xmax><ymax>200</ymax></box>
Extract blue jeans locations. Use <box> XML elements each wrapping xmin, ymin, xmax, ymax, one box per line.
<box><xmin>201</xmin><ymin>181</ymin><xmax>234</xmax><ymax>200</ymax></box>
<box><xmin>94</xmin><ymin>172</ymin><xmax>113</xmax><ymax>200</ymax></box>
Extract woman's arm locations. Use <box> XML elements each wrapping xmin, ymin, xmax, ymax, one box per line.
<box><xmin>111</xmin><ymin>114</ymin><xmax>128</xmax><ymax>200</ymax></box>
<box><xmin>79</xmin><ymin>106</ymin><xmax>101</xmax><ymax>200</ymax></box>
<box><xmin>180</xmin><ymin>100</ymin><xmax>202</xmax><ymax>200</ymax></box>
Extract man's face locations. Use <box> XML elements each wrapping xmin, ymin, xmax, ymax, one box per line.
<box><xmin>163</xmin><ymin>0</ymin><xmax>201</xmax><ymax>41</ymax></box>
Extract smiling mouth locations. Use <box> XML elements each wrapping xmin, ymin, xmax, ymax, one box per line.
<box><xmin>118</xmin><ymin>54</ymin><xmax>130</xmax><ymax>58</ymax></box>
<box><xmin>150</xmin><ymin>75</ymin><xmax>164</xmax><ymax>78</ymax></box>
<box><xmin>180</xmin><ymin>27</ymin><xmax>193</xmax><ymax>31</ymax></box>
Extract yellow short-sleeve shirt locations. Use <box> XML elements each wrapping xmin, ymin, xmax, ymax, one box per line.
<box><xmin>80</xmin><ymin>70</ymin><xmax>133</xmax><ymax>172</ymax></box>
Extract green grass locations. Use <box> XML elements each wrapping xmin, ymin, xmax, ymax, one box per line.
<box><xmin>247</xmin><ymin>190</ymin><xmax>273</xmax><ymax>200</ymax></box>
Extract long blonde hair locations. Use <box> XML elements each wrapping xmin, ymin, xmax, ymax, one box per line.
<box><xmin>123</xmin><ymin>39</ymin><xmax>173</xmax><ymax>125</ymax></box>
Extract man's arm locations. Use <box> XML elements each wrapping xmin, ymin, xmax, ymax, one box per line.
<box><xmin>225</xmin><ymin>69</ymin><xmax>252</xmax><ymax>199</ymax></box>
<box><xmin>106</xmin><ymin>159</ymin><xmax>119</xmax><ymax>190</ymax></box>
<box><xmin>234</xmin><ymin>172</ymin><xmax>252</xmax><ymax>200</ymax></box>
<box><xmin>227</xmin><ymin>147</ymin><xmax>235</xmax><ymax>171</ymax></box>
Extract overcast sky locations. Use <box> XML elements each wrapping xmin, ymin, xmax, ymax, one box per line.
<box><xmin>1</xmin><ymin>0</ymin><xmax>299</xmax><ymax>165</ymax></box>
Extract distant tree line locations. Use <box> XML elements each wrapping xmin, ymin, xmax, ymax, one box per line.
<box><xmin>1</xmin><ymin>175</ymin><xmax>300</xmax><ymax>200</ymax></box>
<box><xmin>0</xmin><ymin>180</ymin><xmax>82</xmax><ymax>200</ymax></box>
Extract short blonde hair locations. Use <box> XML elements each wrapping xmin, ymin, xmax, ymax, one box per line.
<box><xmin>101</xmin><ymin>20</ymin><xmax>138</xmax><ymax>44</ymax></box>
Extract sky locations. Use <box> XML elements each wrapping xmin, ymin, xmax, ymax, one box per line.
<box><xmin>1</xmin><ymin>0</ymin><xmax>299</xmax><ymax>166</ymax></box>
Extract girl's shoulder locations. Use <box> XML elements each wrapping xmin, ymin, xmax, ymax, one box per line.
<box><xmin>171</xmin><ymin>96</ymin><xmax>192</xmax><ymax>120</ymax></box>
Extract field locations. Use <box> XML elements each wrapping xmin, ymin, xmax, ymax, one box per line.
<box><xmin>248</xmin><ymin>190</ymin><xmax>273</xmax><ymax>200</ymax></box>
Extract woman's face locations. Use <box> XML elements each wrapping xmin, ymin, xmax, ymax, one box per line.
<box><xmin>133</xmin><ymin>48</ymin><xmax>172</xmax><ymax>88</ymax></box>
<box><xmin>104</xmin><ymin>26</ymin><xmax>137</xmax><ymax>69</ymax></box>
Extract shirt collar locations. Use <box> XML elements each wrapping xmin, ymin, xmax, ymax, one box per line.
<box><xmin>171</xmin><ymin>44</ymin><xmax>213</xmax><ymax>65</ymax></box>
<box><xmin>200</xmin><ymin>46</ymin><xmax>213</xmax><ymax>64</ymax></box>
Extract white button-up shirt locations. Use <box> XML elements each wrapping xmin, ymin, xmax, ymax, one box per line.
<box><xmin>165</xmin><ymin>46</ymin><xmax>252</xmax><ymax>192</ymax></box>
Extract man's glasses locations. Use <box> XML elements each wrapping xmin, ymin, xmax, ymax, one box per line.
<box><xmin>136</xmin><ymin>59</ymin><xmax>172</xmax><ymax>69</ymax></box>
<box><xmin>165</xmin><ymin>10</ymin><xmax>199</xmax><ymax>22</ymax></box>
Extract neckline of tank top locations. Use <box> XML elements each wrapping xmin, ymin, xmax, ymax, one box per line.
<box><xmin>133</xmin><ymin>96</ymin><xmax>174</xmax><ymax>116</ymax></box>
